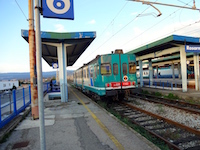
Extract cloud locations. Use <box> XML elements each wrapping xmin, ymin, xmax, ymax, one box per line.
<box><xmin>87</xmin><ymin>19</ymin><xmax>96</xmax><ymax>25</ymax></box>
<box><xmin>133</xmin><ymin>27</ymin><xmax>143</xmax><ymax>35</ymax></box>
<box><xmin>54</xmin><ymin>24</ymin><xmax>66</xmax><ymax>32</ymax></box>
<box><xmin>0</xmin><ymin>63</ymin><xmax>29</xmax><ymax>73</ymax></box>
<box><xmin>131</xmin><ymin>12</ymin><xmax>138</xmax><ymax>16</ymax></box>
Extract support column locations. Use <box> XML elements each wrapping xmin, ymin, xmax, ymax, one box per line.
<box><xmin>171</xmin><ymin>63</ymin><xmax>175</xmax><ymax>80</ymax></box>
<box><xmin>149</xmin><ymin>59</ymin><xmax>153</xmax><ymax>86</ymax></box>
<box><xmin>156</xmin><ymin>65</ymin><xmax>159</xmax><ymax>79</ymax></box>
<box><xmin>180</xmin><ymin>46</ymin><xmax>187</xmax><ymax>92</ymax></box>
<box><xmin>139</xmin><ymin>60</ymin><xmax>143</xmax><ymax>87</ymax></box>
<box><xmin>193</xmin><ymin>53</ymin><xmax>199</xmax><ymax>91</ymax></box>
<box><xmin>57</xmin><ymin>43</ymin><xmax>68</xmax><ymax>102</ymax></box>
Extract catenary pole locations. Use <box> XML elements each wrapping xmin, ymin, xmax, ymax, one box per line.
<box><xmin>34</xmin><ymin>0</ymin><xmax>46</xmax><ymax>149</ymax></box>
<box><xmin>28</xmin><ymin>0</ymin><xmax>39</xmax><ymax>119</ymax></box>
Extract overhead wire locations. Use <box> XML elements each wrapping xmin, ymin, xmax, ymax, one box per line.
<box><xmin>121</xmin><ymin>0</ymin><xmax>194</xmax><ymax>48</ymax></box>
<box><xmin>80</xmin><ymin>0</ymin><xmax>157</xmax><ymax>62</ymax></box>
<box><xmin>15</xmin><ymin>0</ymin><xmax>28</xmax><ymax>21</ymax></box>
<box><xmin>177</xmin><ymin>0</ymin><xmax>192</xmax><ymax>7</ymax></box>
<box><xmin>97</xmin><ymin>2</ymin><xmax>128</xmax><ymax>40</ymax></box>
<box><xmin>143</xmin><ymin>19</ymin><xmax>200</xmax><ymax>47</ymax></box>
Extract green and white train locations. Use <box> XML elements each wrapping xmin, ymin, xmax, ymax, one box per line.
<box><xmin>73</xmin><ymin>50</ymin><xmax>138</xmax><ymax>100</ymax></box>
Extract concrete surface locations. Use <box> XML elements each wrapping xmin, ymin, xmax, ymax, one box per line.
<box><xmin>0</xmin><ymin>85</ymin><xmax>159</xmax><ymax>150</ymax></box>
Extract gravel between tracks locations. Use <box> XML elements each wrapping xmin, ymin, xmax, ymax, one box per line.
<box><xmin>130</xmin><ymin>98</ymin><xmax>200</xmax><ymax>130</ymax></box>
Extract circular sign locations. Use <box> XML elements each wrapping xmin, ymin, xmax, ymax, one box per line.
<box><xmin>53</xmin><ymin>63</ymin><xmax>58</xmax><ymax>69</ymax></box>
<box><xmin>47</xmin><ymin>0</ymin><xmax>70</xmax><ymax>14</ymax></box>
<box><xmin>123</xmin><ymin>75</ymin><xmax>128</xmax><ymax>82</ymax></box>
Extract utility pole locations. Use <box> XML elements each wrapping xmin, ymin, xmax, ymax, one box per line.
<box><xmin>28</xmin><ymin>0</ymin><xmax>39</xmax><ymax>119</ymax></box>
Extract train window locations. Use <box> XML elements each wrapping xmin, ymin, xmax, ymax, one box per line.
<box><xmin>113</xmin><ymin>63</ymin><xmax>118</xmax><ymax>75</ymax></box>
<box><xmin>97</xmin><ymin>65</ymin><xmax>99</xmax><ymax>75</ymax></box>
<box><xmin>129</xmin><ymin>62</ymin><xmax>136</xmax><ymax>74</ymax></box>
<box><xmin>94</xmin><ymin>65</ymin><xmax>97</xmax><ymax>78</ymax></box>
<box><xmin>101</xmin><ymin>63</ymin><xmax>111</xmax><ymax>75</ymax></box>
<box><xmin>83</xmin><ymin>69</ymin><xmax>86</xmax><ymax>78</ymax></box>
<box><xmin>122</xmin><ymin>63</ymin><xmax>127</xmax><ymax>75</ymax></box>
<box><xmin>90</xmin><ymin>66</ymin><xmax>93</xmax><ymax>78</ymax></box>
<box><xmin>87</xmin><ymin>67</ymin><xmax>89</xmax><ymax>78</ymax></box>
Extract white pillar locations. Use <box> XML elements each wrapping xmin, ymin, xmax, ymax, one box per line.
<box><xmin>171</xmin><ymin>63</ymin><xmax>175</xmax><ymax>80</ymax></box>
<box><xmin>180</xmin><ymin>46</ymin><xmax>187</xmax><ymax>92</ymax></box>
<box><xmin>57</xmin><ymin>43</ymin><xmax>68</xmax><ymax>102</ymax></box>
<box><xmin>149</xmin><ymin>59</ymin><xmax>153</xmax><ymax>86</ymax></box>
<box><xmin>194</xmin><ymin>53</ymin><xmax>199</xmax><ymax>91</ymax></box>
<box><xmin>139</xmin><ymin>60</ymin><xmax>143</xmax><ymax>87</ymax></box>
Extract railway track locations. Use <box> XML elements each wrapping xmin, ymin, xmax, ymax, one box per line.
<box><xmin>112</xmin><ymin>102</ymin><xmax>200</xmax><ymax>150</ymax></box>
<box><xmin>129</xmin><ymin>93</ymin><xmax>200</xmax><ymax>115</ymax></box>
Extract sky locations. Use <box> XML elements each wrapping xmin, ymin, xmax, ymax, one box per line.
<box><xmin>0</xmin><ymin>0</ymin><xmax>200</xmax><ymax>73</ymax></box>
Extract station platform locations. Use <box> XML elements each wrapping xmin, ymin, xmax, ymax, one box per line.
<box><xmin>137</xmin><ymin>78</ymin><xmax>200</xmax><ymax>101</ymax></box>
<box><xmin>0</xmin><ymin>85</ymin><xmax>158</xmax><ymax>150</ymax></box>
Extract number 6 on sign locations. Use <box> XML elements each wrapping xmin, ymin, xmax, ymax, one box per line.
<box><xmin>42</xmin><ymin>0</ymin><xmax>74</xmax><ymax>20</ymax></box>
<box><xmin>47</xmin><ymin>0</ymin><xmax>70</xmax><ymax>14</ymax></box>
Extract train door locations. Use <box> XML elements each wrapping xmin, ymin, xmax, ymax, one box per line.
<box><xmin>120</xmin><ymin>54</ymin><xmax>129</xmax><ymax>86</ymax></box>
<box><xmin>120</xmin><ymin>54</ymin><xmax>137</xmax><ymax>88</ymax></box>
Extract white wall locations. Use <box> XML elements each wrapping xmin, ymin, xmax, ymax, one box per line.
<box><xmin>0</xmin><ymin>80</ymin><xmax>19</xmax><ymax>91</ymax></box>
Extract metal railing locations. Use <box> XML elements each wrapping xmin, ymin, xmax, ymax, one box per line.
<box><xmin>143</xmin><ymin>80</ymin><xmax>182</xmax><ymax>90</ymax></box>
<box><xmin>0</xmin><ymin>82</ymin><xmax>51</xmax><ymax>128</ymax></box>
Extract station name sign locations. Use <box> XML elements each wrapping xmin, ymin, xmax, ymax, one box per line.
<box><xmin>185</xmin><ymin>45</ymin><xmax>200</xmax><ymax>53</ymax></box>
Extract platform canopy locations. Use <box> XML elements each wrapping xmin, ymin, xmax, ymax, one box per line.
<box><xmin>21</xmin><ymin>30</ymin><xmax>96</xmax><ymax>66</ymax></box>
<box><xmin>127</xmin><ymin>34</ymin><xmax>200</xmax><ymax>62</ymax></box>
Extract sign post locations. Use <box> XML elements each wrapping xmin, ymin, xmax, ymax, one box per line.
<box><xmin>185</xmin><ymin>45</ymin><xmax>200</xmax><ymax>91</ymax></box>
<box><xmin>34</xmin><ymin>1</ymin><xmax>74</xmax><ymax>149</ymax></box>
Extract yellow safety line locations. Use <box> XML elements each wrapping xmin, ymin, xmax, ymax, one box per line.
<box><xmin>71</xmin><ymin>89</ymin><xmax>124</xmax><ymax>150</ymax></box>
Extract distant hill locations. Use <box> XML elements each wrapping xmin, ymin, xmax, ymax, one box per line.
<box><xmin>0</xmin><ymin>70</ymin><xmax>74</xmax><ymax>80</ymax></box>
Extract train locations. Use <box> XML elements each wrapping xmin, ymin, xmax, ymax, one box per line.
<box><xmin>136</xmin><ymin>65</ymin><xmax>194</xmax><ymax>79</ymax></box>
<box><xmin>73</xmin><ymin>49</ymin><xmax>138</xmax><ymax>100</ymax></box>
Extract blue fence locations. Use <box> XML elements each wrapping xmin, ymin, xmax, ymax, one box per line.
<box><xmin>0</xmin><ymin>82</ymin><xmax>51</xmax><ymax>128</ymax></box>
<box><xmin>143</xmin><ymin>80</ymin><xmax>182</xmax><ymax>90</ymax></box>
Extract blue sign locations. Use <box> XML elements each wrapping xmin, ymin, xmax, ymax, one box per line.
<box><xmin>185</xmin><ymin>45</ymin><xmax>200</xmax><ymax>53</ymax></box>
<box><xmin>52</xmin><ymin>63</ymin><xmax>59</xmax><ymax>69</ymax></box>
<box><xmin>42</xmin><ymin>0</ymin><xmax>74</xmax><ymax>20</ymax></box>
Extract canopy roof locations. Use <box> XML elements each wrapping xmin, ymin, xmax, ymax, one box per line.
<box><xmin>21</xmin><ymin>30</ymin><xmax>96</xmax><ymax>66</ymax></box>
<box><xmin>127</xmin><ymin>34</ymin><xmax>200</xmax><ymax>57</ymax></box>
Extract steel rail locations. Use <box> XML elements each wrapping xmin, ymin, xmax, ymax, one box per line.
<box><xmin>122</xmin><ymin>102</ymin><xmax>200</xmax><ymax>136</ymax></box>
<box><xmin>130</xmin><ymin>93</ymin><xmax>200</xmax><ymax>115</ymax></box>
<box><xmin>118</xmin><ymin>107</ymin><xmax>180</xmax><ymax>150</ymax></box>
<box><xmin>137</xmin><ymin>93</ymin><xmax>200</xmax><ymax>109</ymax></box>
